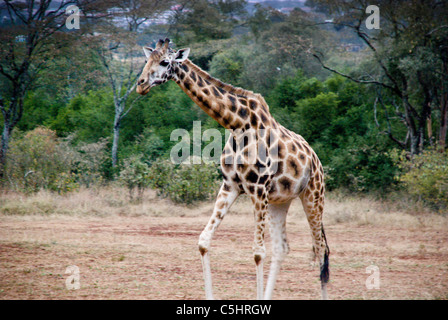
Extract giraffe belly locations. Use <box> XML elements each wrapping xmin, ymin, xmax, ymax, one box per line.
<box><xmin>268</xmin><ymin>174</ymin><xmax>309</xmax><ymax>204</ymax></box>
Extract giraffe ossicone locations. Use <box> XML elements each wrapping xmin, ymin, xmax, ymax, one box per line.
<box><xmin>137</xmin><ymin>38</ymin><xmax>330</xmax><ymax>300</ymax></box>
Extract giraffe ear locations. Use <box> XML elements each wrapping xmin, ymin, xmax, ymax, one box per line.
<box><xmin>174</xmin><ymin>48</ymin><xmax>190</xmax><ymax>62</ymax></box>
<box><xmin>143</xmin><ymin>46</ymin><xmax>153</xmax><ymax>59</ymax></box>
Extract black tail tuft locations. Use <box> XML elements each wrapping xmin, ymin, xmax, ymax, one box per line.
<box><xmin>319</xmin><ymin>225</ymin><xmax>330</xmax><ymax>284</ymax></box>
<box><xmin>320</xmin><ymin>250</ymin><xmax>330</xmax><ymax>283</ymax></box>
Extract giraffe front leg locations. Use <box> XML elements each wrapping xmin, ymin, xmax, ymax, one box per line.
<box><xmin>251</xmin><ymin>193</ymin><xmax>268</xmax><ymax>300</ymax></box>
<box><xmin>198</xmin><ymin>182</ymin><xmax>239</xmax><ymax>300</ymax></box>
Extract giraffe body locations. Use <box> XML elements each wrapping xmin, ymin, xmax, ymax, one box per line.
<box><xmin>137</xmin><ymin>39</ymin><xmax>330</xmax><ymax>300</ymax></box>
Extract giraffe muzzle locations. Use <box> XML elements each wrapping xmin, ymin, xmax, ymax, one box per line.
<box><xmin>136</xmin><ymin>83</ymin><xmax>150</xmax><ymax>95</ymax></box>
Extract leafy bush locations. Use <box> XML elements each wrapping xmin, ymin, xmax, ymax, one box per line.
<box><xmin>323</xmin><ymin>136</ymin><xmax>398</xmax><ymax>192</ymax></box>
<box><xmin>72</xmin><ymin>137</ymin><xmax>109</xmax><ymax>187</ymax></box>
<box><xmin>5</xmin><ymin>127</ymin><xmax>78</xmax><ymax>194</ymax></box>
<box><xmin>122</xmin><ymin>128</ymin><xmax>166</xmax><ymax>166</ymax></box>
<box><xmin>147</xmin><ymin>158</ymin><xmax>221</xmax><ymax>204</ymax></box>
<box><xmin>5</xmin><ymin>127</ymin><xmax>109</xmax><ymax>194</ymax></box>
<box><xmin>391</xmin><ymin>148</ymin><xmax>448</xmax><ymax>211</ymax></box>
<box><xmin>118</xmin><ymin>154</ymin><xmax>152</xmax><ymax>201</ymax></box>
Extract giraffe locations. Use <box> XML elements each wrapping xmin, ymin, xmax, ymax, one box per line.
<box><xmin>136</xmin><ymin>38</ymin><xmax>330</xmax><ymax>300</ymax></box>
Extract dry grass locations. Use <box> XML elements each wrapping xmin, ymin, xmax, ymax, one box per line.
<box><xmin>0</xmin><ymin>187</ymin><xmax>447</xmax><ymax>300</ymax></box>
<box><xmin>324</xmin><ymin>193</ymin><xmax>448</xmax><ymax>229</ymax></box>
<box><xmin>1</xmin><ymin>187</ymin><xmax>446</xmax><ymax>229</ymax></box>
<box><xmin>0</xmin><ymin>187</ymin><xmax>202</xmax><ymax>217</ymax></box>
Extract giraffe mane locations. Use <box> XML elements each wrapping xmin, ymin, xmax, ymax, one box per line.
<box><xmin>185</xmin><ymin>59</ymin><xmax>270</xmax><ymax>112</ymax></box>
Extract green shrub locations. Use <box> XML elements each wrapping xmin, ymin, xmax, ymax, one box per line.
<box><xmin>391</xmin><ymin>148</ymin><xmax>448</xmax><ymax>211</ymax></box>
<box><xmin>67</xmin><ymin>136</ymin><xmax>109</xmax><ymax>187</ymax></box>
<box><xmin>122</xmin><ymin>128</ymin><xmax>165</xmax><ymax>167</ymax></box>
<box><xmin>147</xmin><ymin>158</ymin><xmax>221</xmax><ymax>204</ymax></box>
<box><xmin>323</xmin><ymin>136</ymin><xmax>398</xmax><ymax>192</ymax></box>
<box><xmin>118</xmin><ymin>154</ymin><xmax>151</xmax><ymax>201</ymax></box>
<box><xmin>5</xmin><ymin>127</ymin><xmax>109</xmax><ymax>194</ymax></box>
<box><xmin>5</xmin><ymin>127</ymin><xmax>79</xmax><ymax>194</ymax></box>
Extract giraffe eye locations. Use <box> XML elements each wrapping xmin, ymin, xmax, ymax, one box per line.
<box><xmin>160</xmin><ymin>60</ymin><xmax>169</xmax><ymax>67</ymax></box>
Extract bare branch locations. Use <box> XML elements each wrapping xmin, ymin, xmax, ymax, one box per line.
<box><xmin>308</xmin><ymin>13</ymin><xmax>402</xmax><ymax>97</ymax></box>
<box><xmin>4</xmin><ymin>0</ymin><xmax>28</xmax><ymax>24</ymax></box>
<box><xmin>373</xmin><ymin>96</ymin><xmax>380</xmax><ymax>128</ymax></box>
<box><xmin>426</xmin><ymin>24</ymin><xmax>448</xmax><ymax>36</ymax></box>
<box><xmin>121</xmin><ymin>92</ymin><xmax>142</xmax><ymax>119</ymax></box>
<box><xmin>98</xmin><ymin>50</ymin><xmax>118</xmax><ymax>101</ymax></box>
<box><xmin>312</xmin><ymin>52</ymin><xmax>398</xmax><ymax>92</ymax></box>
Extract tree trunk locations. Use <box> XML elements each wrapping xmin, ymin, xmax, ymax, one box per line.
<box><xmin>0</xmin><ymin>123</ymin><xmax>12</xmax><ymax>179</ymax></box>
<box><xmin>438</xmin><ymin>58</ymin><xmax>448</xmax><ymax>150</ymax></box>
<box><xmin>112</xmin><ymin>113</ymin><xmax>121</xmax><ymax>168</ymax></box>
<box><xmin>402</xmin><ymin>96</ymin><xmax>419</xmax><ymax>155</ymax></box>
<box><xmin>409</xmin><ymin>134</ymin><xmax>419</xmax><ymax>156</ymax></box>
<box><xmin>418</xmin><ymin>101</ymin><xmax>432</xmax><ymax>154</ymax></box>
<box><xmin>440</xmin><ymin>93</ymin><xmax>448</xmax><ymax>150</ymax></box>
<box><xmin>0</xmin><ymin>94</ymin><xmax>23</xmax><ymax>179</ymax></box>
<box><xmin>427</xmin><ymin>113</ymin><xmax>433</xmax><ymax>146</ymax></box>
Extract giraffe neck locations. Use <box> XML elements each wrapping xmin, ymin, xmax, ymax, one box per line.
<box><xmin>173</xmin><ymin>59</ymin><xmax>275</xmax><ymax>131</ymax></box>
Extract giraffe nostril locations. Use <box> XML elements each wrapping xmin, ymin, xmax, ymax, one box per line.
<box><xmin>138</xmin><ymin>78</ymin><xmax>145</xmax><ymax>85</ymax></box>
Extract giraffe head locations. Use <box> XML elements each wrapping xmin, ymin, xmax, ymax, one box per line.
<box><xmin>136</xmin><ymin>38</ymin><xmax>190</xmax><ymax>95</ymax></box>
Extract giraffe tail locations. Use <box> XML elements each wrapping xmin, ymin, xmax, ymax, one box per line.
<box><xmin>319</xmin><ymin>225</ymin><xmax>330</xmax><ymax>284</ymax></box>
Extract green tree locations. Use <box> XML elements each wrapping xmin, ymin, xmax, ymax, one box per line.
<box><xmin>295</xmin><ymin>92</ymin><xmax>339</xmax><ymax>142</ymax></box>
<box><xmin>311</xmin><ymin>0</ymin><xmax>448</xmax><ymax>154</ymax></box>
<box><xmin>0</xmin><ymin>0</ymin><xmax>80</xmax><ymax>178</ymax></box>
<box><xmin>209</xmin><ymin>47</ymin><xmax>247</xmax><ymax>86</ymax></box>
<box><xmin>49</xmin><ymin>89</ymin><xmax>113</xmax><ymax>142</ymax></box>
<box><xmin>170</xmin><ymin>0</ymin><xmax>247</xmax><ymax>45</ymax></box>
<box><xmin>269</xmin><ymin>72</ymin><xmax>397</xmax><ymax>192</ymax></box>
<box><xmin>247</xmin><ymin>3</ymin><xmax>275</xmax><ymax>40</ymax></box>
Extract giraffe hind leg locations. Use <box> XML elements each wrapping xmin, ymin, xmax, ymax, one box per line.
<box><xmin>301</xmin><ymin>190</ymin><xmax>330</xmax><ymax>300</ymax></box>
<box><xmin>263</xmin><ymin>201</ymin><xmax>292</xmax><ymax>300</ymax></box>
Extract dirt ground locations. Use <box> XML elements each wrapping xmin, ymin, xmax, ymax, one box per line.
<box><xmin>0</xmin><ymin>193</ymin><xmax>447</xmax><ymax>300</ymax></box>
